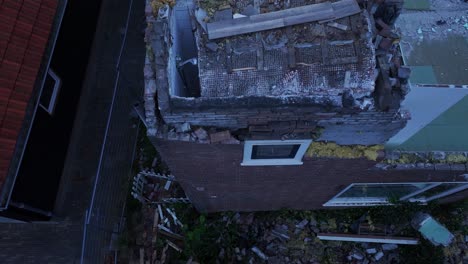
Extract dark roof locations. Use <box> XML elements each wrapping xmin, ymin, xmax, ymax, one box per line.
<box><xmin>0</xmin><ymin>0</ymin><xmax>58</xmax><ymax>192</ymax></box>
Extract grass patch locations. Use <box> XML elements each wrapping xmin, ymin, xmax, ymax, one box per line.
<box><xmin>306</xmin><ymin>142</ymin><xmax>383</xmax><ymax>160</ymax></box>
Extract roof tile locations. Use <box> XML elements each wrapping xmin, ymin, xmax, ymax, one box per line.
<box><xmin>0</xmin><ymin>0</ymin><xmax>58</xmax><ymax>189</ymax></box>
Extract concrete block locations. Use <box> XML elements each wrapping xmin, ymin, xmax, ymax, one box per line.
<box><xmin>381</xmin><ymin>244</ymin><xmax>398</xmax><ymax>251</ymax></box>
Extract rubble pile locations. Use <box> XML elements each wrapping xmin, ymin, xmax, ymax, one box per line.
<box><xmin>207</xmin><ymin>212</ymin><xmax>406</xmax><ymax>264</ymax></box>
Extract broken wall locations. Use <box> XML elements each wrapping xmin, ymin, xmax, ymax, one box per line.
<box><xmin>159</xmin><ymin>103</ymin><xmax>406</xmax><ymax>145</ymax></box>
<box><xmin>145</xmin><ymin>2</ymin><xmax>408</xmax><ymax>145</ymax></box>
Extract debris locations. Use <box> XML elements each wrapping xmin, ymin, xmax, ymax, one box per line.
<box><xmin>158</xmin><ymin>204</ymin><xmax>164</xmax><ymax>221</ymax></box>
<box><xmin>271</xmin><ymin>229</ymin><xmax>290</xmax><ymax>240</ymax></box>
<box><xmin>233</xmin><ymin>13</ymin><xmax>247</xmax><ymax>19</ymax></box>
<box><xmin>327</xmin><ymin>22</ymin><xmax>349</xmax><ymax>31</ymax></box>
<box><xmin>295</xmin><ymin>219</ymin><xmax>309</xmax><ymax>229</ymax></box>
<box><xmin>152</xmin><ymin>208</ymin><xmax>160</xmax><ymax>245</ymax></box>
<box><xmin>167</xmin><ymin>240</ymin><xmax>183</xmax><ymax>252</ymax></box>
<box><xmin>158</xmin><ymin>4</ymin><xmax>169</xmax><ymax>19</ymax></box>
<box><xmin>195</xmin><ymin>8</ymin><xmax>208</xmax><ymax>31</ymax></box>
<box><xmin>309</xmin><ymin>217</ymin><xmax>318</xmax><ymax>227</ymax></box>
<box><xmin>140</xmin><ymin>247</ymin><xmax>145</xmax><ymax>264</ymax></box>
<box><xmin>241</xmin><ymin>5</ymin><xmax>257</xmax><ymax>16</ymax></box>
<box><xmin>219</xmin><ymin>248</ymin><xmax>225</xmax><ymax>259</ymax></box>
<box><xmin>164</xmin><ymin>180</ymin><xmax>172</xmax><ymax>190</ymax></box>
<box><xmin>161</xmin><ymin>197</ymin><xmax>191</xmax><ymax>204</ymax></box>
<box><xmin>165</xmin><ymin>207</ymin><xmax>183</xmax><ymax>227</ymax></box>
<box><xmin>381</xmin><ymin>243</ymin><xmax>398</xmax><ymax>251</ymax></box>
<box><xmin>158</xmin><ymin>224</ymin><xmax>184</xmax><ymax>240</ymax></box>
<box><xmin>351</xmin><ymin>252</ymin><xmax>364</xmax><ymax>260</ymax></box>
<box><xmin>194</xmin><ymin>127</ymin><xmax>209</xmax><ymax>141</ymax></box>
<box><xmin>239</xmin><ymin>213</ymin><xmax>254</xmax><ymax>225</ymax></box>
<box><xmin>251</xmin><ymin>246</ymin><xmax>268</xmax><ymax>260</ymax></box>
<box><xmin>151</xmin><ymin>157</ymin><xmax>158</xmax><ymax>168</ymax></box>
<box><xmin>398</xmin><ymin>66</ymin><xmax>411</xmax><ymax>79</ymax></box>
<box><xmin>206</xmin><ymin>0</ymin><xmax>360</xmax><ymax>39</ymax></box>
<box><xmin>374</xmin><ymin>251</ymin><xmax>384</xmax><ymax>261</ymax></box>
<box><xmin>366</xmin><ymin>248</ymin><xmax>377</xmax><ymax>254</ymax></box>
<box><xmin>160</xmin><ymin>244</ymin><xmax>168</xmax><ymax>264</ymax></box>
<box><xmin>205</xmin><ymin>42</ymin><xmax>218</xmax><ymax>52</ymax></box>
<box><xmin>317</xmin><ymin>233</ymin><xmax>419</xmax><ymax>245</ymax></box>
<box><xmin>214</xmin><ymin>8</ymin><xmax>232</xmax><ymax>21</ymax></box>
<box><xmin>177</xmin><ymin>122</ymin><xmax>191</xmax><ymax>133</ymax></box>
<box><xmin>209</xmin><ymin>130</ymin><xmax>233</xmax><ymax>143</ymax></box>
<box><xmin>140</xmin><ymin>171</ymin><xmax>175</xmax><ymax>181</ymax></box>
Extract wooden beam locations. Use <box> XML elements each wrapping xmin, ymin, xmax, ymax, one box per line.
<box><xmin>317</xmin><ymin>233</ymin><xmax>419</xmax><ymax>245</ymax></box>
<box><xmin>158</xmin><ymin>224</ymin><xmax>185</xmax><ymax>240</ymax></box>
<box><xmin>319</xmin><ymin>0</ymin><xmax>361</xmax><ymax>23</ymax></box>
<box><xmin>207</xmin><ymin>2</ymin><xmax>335</xmax><ymax>39</ymax></box>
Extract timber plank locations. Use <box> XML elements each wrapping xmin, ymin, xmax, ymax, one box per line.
<box><xmin>207</xmin><ymin>1</ymin><xmax>335</xmax><ymax>39</ymax></box>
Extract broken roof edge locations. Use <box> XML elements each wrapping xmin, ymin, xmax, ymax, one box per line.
<box><xmin>167</xmin><ymin>95</ymin><xmax>361</xmax><ymax>112</ymax></box>
<box><xmin>144</xmin><ymin>11</ymin><xmax>168</xmax><ymax>136</ymax></box>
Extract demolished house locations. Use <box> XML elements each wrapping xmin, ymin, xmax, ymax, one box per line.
<box><xmin>142</xmin><ymin>0</ymin><xmax>468</xmax><ymax>212</ymax></box>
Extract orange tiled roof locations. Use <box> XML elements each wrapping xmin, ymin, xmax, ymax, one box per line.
<box><xmin>0</xmin><ymin>0</ymin><xmax>58</xmax><ymax>190</ymax></box>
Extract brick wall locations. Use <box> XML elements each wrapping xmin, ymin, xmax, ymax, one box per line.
<box><xmin>152</xmin><ymin>139</ymin><xmax>462</xmax><ymax>212</ymax></box>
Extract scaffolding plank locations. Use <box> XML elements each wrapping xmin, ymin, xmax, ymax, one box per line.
<box><xmin>319</xmin><ymin>0</ymin><xmax>361</xmax><ymax>23</ymax></box>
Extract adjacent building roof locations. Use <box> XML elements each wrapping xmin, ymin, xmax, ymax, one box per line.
<box><xmin>196</xmin><ymin>0</ymin><xmax>375</xmax><ymax>107</ymax></box>
<box><xmin>0</xmin><ymin>0</ymin><xmax>58</xmax><ymax>196</ymax></box>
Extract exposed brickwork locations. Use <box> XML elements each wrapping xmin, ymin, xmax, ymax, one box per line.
<box><xmin>160</xmin><ymin>106</ymin><xmax>405</xmax><ymax>145</ymax></box>
<box><xmin>152</xmin><ymin>139</ymin><xmax>462</xmax><ymax>212</ymax></box>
